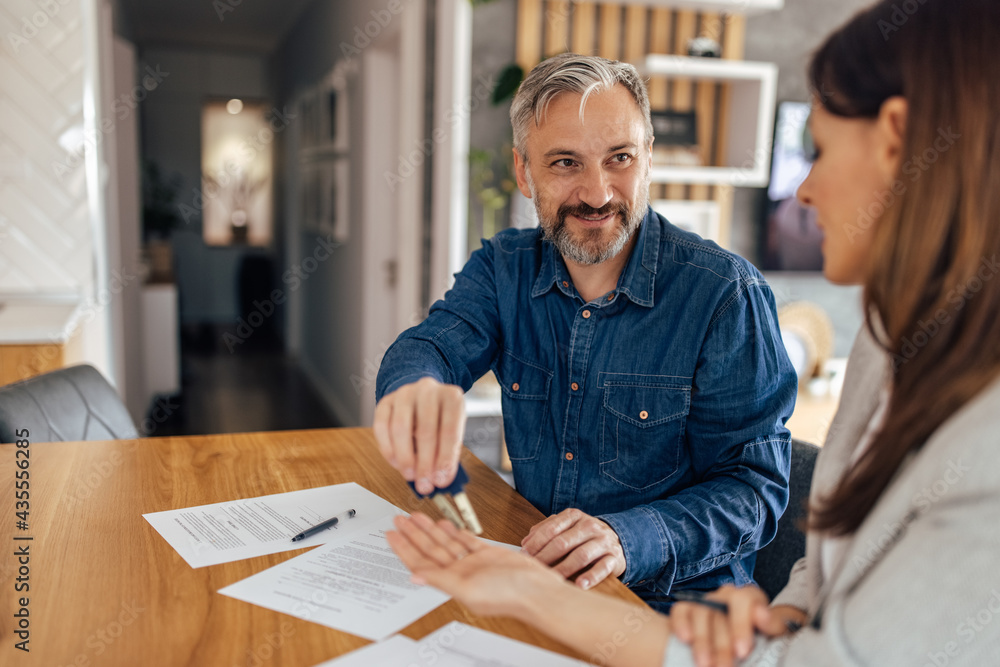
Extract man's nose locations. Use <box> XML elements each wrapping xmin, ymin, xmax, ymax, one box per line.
<box><xmin>577</xmin><ymin>167</ymin><xmax>613</xmax><ymax>210</ymax></box>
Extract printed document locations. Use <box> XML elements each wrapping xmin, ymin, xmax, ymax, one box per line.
<box><xmin>315</xmin><ymin>621</ymin><xmax>589</xmax><ymax>666</ymax></box>
<box><xmin>218</xmin><ymin>513</ymin><xmax>451</xmax><ymax>640</ymax></box>
<box><xmin>144</xmin><ymin>482</ymin><xmax>401</xmax><ymax>568</ymax></box>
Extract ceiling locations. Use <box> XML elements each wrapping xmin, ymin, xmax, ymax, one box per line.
<box><xmin>118</xmin><ymin>0</ymin><xmax>318</xmax><ymax>53</ymax></box>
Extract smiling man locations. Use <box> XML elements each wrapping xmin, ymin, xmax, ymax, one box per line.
<box><xmin>374</xmin><ymin>54</ymin><xmax>797</xmax><ymax>610</ymax></box>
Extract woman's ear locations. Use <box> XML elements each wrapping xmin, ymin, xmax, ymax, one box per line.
<box><xmin>876</xmin><ymin>96</ymin><xmax>908</xmax><ymax>182</ymax></box>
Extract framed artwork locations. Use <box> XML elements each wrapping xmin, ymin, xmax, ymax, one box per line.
<box><xmin>200</xmin><ymin>99</ymin><xmax>273</xmax><ymax>246</ymax></box>
<box><xmin>319</xmin><ymin>79</ymin><xmax>349</xmax><ymax>153</ymax></box>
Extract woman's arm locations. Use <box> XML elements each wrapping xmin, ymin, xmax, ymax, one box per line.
<box><xmin>387</xmin><ymin>513</ymin><xmax>670</xmax><ymax>667</ymax></box>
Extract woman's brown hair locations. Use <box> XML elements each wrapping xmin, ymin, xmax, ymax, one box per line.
<box><xmin>808</xmin><ymin>0</ymin><xmax>1000</xmax><ymax>535</ymax></box>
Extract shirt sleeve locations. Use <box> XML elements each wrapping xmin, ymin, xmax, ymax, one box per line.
<box><xmin>376</xmin><ymin>240</ymin><xmax>502</xmax><ymax>402</ymax></box>
<box><xmin>599</xmin><ymin>279</ymin><xmax>797</xmax><ymax>586</ymax></box>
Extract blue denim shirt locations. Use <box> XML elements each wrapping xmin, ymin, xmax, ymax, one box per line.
<box><xmin>376</xmin><ymin>208</ymin><xmax>796</xmax><ymax>606</ymax></box>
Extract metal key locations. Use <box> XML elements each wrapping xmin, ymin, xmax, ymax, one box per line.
<box><xmin>408</xmin><ymin>464</ymin><xmax>483</xmax><ymax>535</ymax></box>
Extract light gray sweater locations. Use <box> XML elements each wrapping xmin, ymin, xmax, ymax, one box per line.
<box><xmin>664</xmin><ymin>326</ymin><xmax>1000</xmax><ymax>666</ymax></box>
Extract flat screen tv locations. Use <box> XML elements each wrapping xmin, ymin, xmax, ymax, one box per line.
<box><xmin>760</xmin><ymin>101</ymin><xmax>823</xmax><ymax>271</ymax></box>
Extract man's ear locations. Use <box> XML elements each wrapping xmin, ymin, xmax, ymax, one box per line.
<box><xmin>512</xmin><ymin>147</ymin><xmax>533</xmax><ymax>198</ymax></box>
<box><xmin>876</xmin><ymin>96</ymin><xmax>908</xmax><ymax>182</ymax></box>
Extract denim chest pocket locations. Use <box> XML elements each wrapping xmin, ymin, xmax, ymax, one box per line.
<box><xmin>493</xmin><ymin>352</ymin><xmax>553</xmax><ymax>462</ymax></box>
<box><xmin>600</xmin><ymin>381</ymin><xmax>690</xmax><ymax>490</ymax></box>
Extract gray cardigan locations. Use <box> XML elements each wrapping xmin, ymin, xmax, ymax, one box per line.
<box><xmin>664</xmin><ymin>327</ymin><xmax>1000</xmax><ymax>666</ymax></box>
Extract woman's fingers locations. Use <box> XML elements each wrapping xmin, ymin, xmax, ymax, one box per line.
<box><xmin>689</xmin><ymin>604</ymin><xmax>716</xmax><ymax>667</ymax></box>
<box><xmin>392</xmin><ymin>513</ymin><xmax>460</xmax><ymax>567</ymax></box>
<box><xmin>711</xmin><ymin>611</ymin><xmax>735</xmax><ymax>667</ymax></box>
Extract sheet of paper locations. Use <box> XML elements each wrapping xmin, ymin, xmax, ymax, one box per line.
<box><xmin>218</xmin><ymin>514</ymin><xmax>451</xmax><ymax>641</ymax></box>
<box><xmin>315</xmin><ymin>622</ymin><xmax>589</xmax><ymax>666</ymax></box>
<box><xmin>311</xmin><ymin>635</ymin><xmax>420</xmax><ymax>666</ymax></box>
<box><xmin>143</xmin><ymin>482</ymin><xmax>401</xmax><ymax>568</ymax></box>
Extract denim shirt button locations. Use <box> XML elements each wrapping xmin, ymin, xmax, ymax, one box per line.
<box><xmin>607</xmin><ymin>293</ymin><xmax>615</xmax><ymax>301</ymax></box>
<box><xmin>582</xmin><ymin>310</ymin><xmax>591</xmax><ymax>319</ymax></box>
<box><xmin>512</xmin><ymin>382</ymin><xmax>519</xmax><ymax>392</ymax></box>
<box><xmin>639</xmin><ymin>410</ymin><xmax>649</xmax><ymax>420</ymax></box>
<box><xmin>571</xmin><ymin>382</ymin><xmax>579</xmax><ymax>391</ymax></box>
<box><xmin>565</xmin><ymin>452</ymin><xmax>574</xmax><ymax>461</ymax></box>
<box><xmin>562</xmin><ymin>280</ymin><xmax>569</xmax><ymax>288</ymax></box>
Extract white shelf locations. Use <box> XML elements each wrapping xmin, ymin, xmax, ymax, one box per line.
<box><xmin>571</xmin><ymin>0</ymin><xmax>783</xmax><ymax>15</ymax></box>
<box><xmin>465</xmin><ymin>393</ymin><xmax>502</xmax><ymax>418</ymax></box>
<box><xmin>638</xmin><ymin>55</ymin><xmax>778</xmax><ymax>187</ymax></box>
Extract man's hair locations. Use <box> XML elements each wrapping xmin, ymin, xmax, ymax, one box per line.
<box><xmin>510</xmin><ymin>53</ymin><xmax>653</xmax><ymax>159</ymax></box>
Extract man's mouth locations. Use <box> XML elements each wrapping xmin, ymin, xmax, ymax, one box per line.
<box><xmin>570</xmin><ymin>211</ymin><xmax>616</xmax><ymax>226</ymax></box>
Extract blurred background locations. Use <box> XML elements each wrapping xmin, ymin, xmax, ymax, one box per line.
<box><xmin>0</xmin><ymin>0</ymin><xmax>871</xmax><ymax>471</ymax></box>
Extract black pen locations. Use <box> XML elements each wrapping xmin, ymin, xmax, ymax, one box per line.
<box><xmin>670</xmin><ymin>590</ymin><xmax>803</xmax><ymax>632</ymax></box>
<box><xmin>670</xmin><ymin>590</ymin><xmax>730</xmax><ymax>614</ymax></box>
<box><xmin>291</xmin><ymin>509</ymin><xmax>356</xmax><ymax>542</ymax></box>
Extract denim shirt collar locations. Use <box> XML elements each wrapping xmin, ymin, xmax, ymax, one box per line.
<box><xmin>531</xmin><ymin>206</ymin><xmax>659</xmax><ymax>307</ymax></box>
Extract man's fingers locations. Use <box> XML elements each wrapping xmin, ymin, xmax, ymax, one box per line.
<box><xmin>435</xmin><ymin>386</ymin><xmax>466</xmax><ymax>487</ymax></box>
<box><xmin>413</xmin><ymin>387</ymin><xmax>442</xmax><ymax>495</ymax></box>
<box><xmin>372</xmin><ymin>399</ymin><xmax>395</xmax><ymax>465</ymax></box>
<box><xmin>388</xmin><ymin>391</ymin><xmax>417</xmax><ymax>480</ymax></box>
<box><xmin>574</xmin><ymin>553</ymin><xmax>618</xmax><ymax>590</ymax></box>
<box><xmin>521</xmin><ymin>509</ymin><xmax>582</xmax><ymax>555</ymax></box>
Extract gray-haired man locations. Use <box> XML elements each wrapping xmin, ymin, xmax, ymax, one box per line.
<box><xmin>375</xmin><ymin>53</ymin><xmax>797</xmax><ymax>610</ymax></box>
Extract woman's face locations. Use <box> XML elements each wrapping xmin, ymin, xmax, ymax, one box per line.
<box><xmin>796</xmin><ymin>104</ymin><xmax>895</xmax><ymax>285</ymax></box>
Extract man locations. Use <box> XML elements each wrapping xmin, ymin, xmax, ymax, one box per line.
<box><xmin>374</xmin><ymin>53</ymin><xmax>796</xmax><ymax>610</ymax></box>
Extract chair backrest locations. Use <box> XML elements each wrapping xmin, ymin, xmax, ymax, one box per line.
<box><xmin>0</xmin><ymin>364</ymin><xmax>139</xmax><ymax>444</ymax></box>
<box><xmin>754</xmin><ymin>438</ymin><xmax>821</xmax><ymax>600</ymax></box>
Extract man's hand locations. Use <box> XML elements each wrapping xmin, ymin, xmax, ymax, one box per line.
<box><xmin>521</xmin><ymin>508</ymin><xmax>626</xmax><ymax>590</ymax></box>
<box><xmin>372</xmin><ymin>377</ymin><xmax>467</xmax><ymax>495</ymax></box>
<box><xmin>670</xmin><ymin>584</ymin><xmax>807</xmax><ymax>667</ymax></box>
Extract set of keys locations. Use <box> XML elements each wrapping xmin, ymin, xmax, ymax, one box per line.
<box><xmin>408</xmin><ymin>463</ymin><xmax>483</xmax><ymax>535</ymax></box>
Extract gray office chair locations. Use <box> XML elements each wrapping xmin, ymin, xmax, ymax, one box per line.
<box><xmin>0</xmin><ymin>364</ymin><xmax>138</xmax><ymax>444</ymax></box>
<box><xmin>754</xmin><ymin>438</ymin><xmax>821</xmax><ymax>600</ymax></box>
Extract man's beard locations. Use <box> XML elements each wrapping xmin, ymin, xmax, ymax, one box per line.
<box><xmin>527</xmin><ymin>171</ymin><xmax>649</xmax><ymax>266</ymax></box>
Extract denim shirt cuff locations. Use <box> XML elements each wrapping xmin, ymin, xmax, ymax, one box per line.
<box><xmin>378</xmin><ymin>371</ymin><xmax>447</xmax><ymax>402</ymax></box>
<box><xmin>598</xmin><ymin>505</ymin><xmax>675</xmax><ymax>586</ymax></box>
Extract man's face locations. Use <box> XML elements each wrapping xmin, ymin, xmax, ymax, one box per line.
<box><xmin>514</xmin><ymin>84</ymin><xmax>652</xmax><ymax>265</ymax></box>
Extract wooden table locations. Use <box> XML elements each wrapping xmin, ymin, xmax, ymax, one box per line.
<box><xmin>0</xmin><ymin>428</ymin><xmax>644</xmax><ymax>666</ymax></box>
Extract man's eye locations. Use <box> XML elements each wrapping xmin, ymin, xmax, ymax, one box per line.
<box><xmin>553</xmin><ymin>159</ymin><xmax>576</xmax><ymax>168</ymax></box>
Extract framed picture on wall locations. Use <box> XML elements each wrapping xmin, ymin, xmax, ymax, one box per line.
<box><xmin>319</xmin><ymin>79</ymin><xmax>349</xmax><ymax>153</ymax></box>
<box><xmin>297</xmin><ymin>89</ymin><xmax>321</xmax><ymax>151</ymax></box>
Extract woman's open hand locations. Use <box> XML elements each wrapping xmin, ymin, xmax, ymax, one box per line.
<box><xmin>386</xmin><ymin>513</ymin><xmax>566</xmax><ymax>619</ymax></box>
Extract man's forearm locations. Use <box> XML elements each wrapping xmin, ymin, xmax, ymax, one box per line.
<box><xmin>517</xmin><ymin>580</ymin><xmax>671</xmax><ymax>667</ymax></box>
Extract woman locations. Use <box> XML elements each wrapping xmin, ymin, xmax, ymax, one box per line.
<box><xmin>387</xmin><ymin>0</ymin><xmax>1000</xmax><ymax>664</ymax></box>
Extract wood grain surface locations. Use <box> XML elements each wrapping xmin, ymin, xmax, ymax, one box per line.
<box><xmin>0</xmin><ymin>428</ymin><xmax>645</xmax><ymax>666</ymax></box>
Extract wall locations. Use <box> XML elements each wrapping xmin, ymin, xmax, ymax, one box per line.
<box><xmin>271</xmin><ymin>0</ymin><xmax>427</xmax><ymax>426</ymax></box>
<box><xmin>0</xmin><ymin>0</ymin><xmax>120</xmax><ymax>383</ymax></box>
<box><xmin>138</xmin><ymin>47</ymin><xmax>268</xmax><ymax>325</ymax></box>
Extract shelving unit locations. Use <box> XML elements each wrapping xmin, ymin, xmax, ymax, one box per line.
<box><xmin>638</xmin><ymin>55</ymin><xmax>778</xmax><ymax>187</ymax></box>
<box><xmin>580</xmin><ymin>0</ymin><xmax>783</xmax><ymax>15</ymax></box>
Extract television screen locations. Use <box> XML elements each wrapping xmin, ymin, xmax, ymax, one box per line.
<box><xmin>760</xmin><ymin>102</ymin><xmax>823</xmax><ymax>271</ymax></box>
